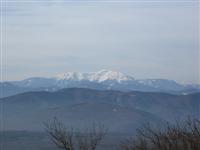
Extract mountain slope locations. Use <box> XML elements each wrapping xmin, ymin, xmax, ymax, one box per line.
<box><xmin>1</xmin><ymin>88</ymin><xmax>199</xmax><ymax>132</ymax></box>
<box><xmin>2</xmin><ymin>70</ymin><xmax>199</xmax><ymax>97</ymax></box>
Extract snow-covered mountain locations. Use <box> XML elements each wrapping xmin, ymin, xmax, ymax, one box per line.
<box><xmin>1</xmin><ymin>70</ymin><xmax>199</xmax><ymax>97</ymax></box>
<box><xmin>11</xmin><ymin>70</ymin><xmax>183</xmax><ymax>90</ymax></box>
<box><xmin>55</xmin><ymin>70</ymin><xmax>134</xmax><ymax>83</ymax></box>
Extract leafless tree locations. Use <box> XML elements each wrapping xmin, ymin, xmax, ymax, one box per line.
<box><xmin>121</xmin><ymin>118</ymin><xmax>200</xmax><ymax>150</ymax></box>
<box><xmin>44</xmin><ymin>118</ymin><xmax>107</xmax><ymax>150</ymax></box>
<box><xmin>44</xmin><ymin>118</ymin><xmax>74</xmax><ymax>150</ymax></box>
<box><xmin>76</xmin><ymin>123</ymin><xmax>107</xmax><ymax>150</ymax></box>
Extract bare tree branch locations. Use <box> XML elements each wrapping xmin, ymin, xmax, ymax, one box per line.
<box><xmin>44</xmin><ymin>118</ymin><xmax>107</xmax><ymax>150</ymax></box>
<box><xmin>121</xmin><ymin>118</ymin><xmax>200</xmax><ymax>150</ymax></box>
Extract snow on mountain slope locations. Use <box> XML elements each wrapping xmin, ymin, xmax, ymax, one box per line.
<box><xmin>93</xmin><ymin>70</ymin><xmax>134</xmax><ymax>82</ymax></box>
<box><xmin>55</xmin><ymin>70</ymin><xmax>134</xmax><ymax>83</ymax></box>
<box><xmin>13</xmin><ymin>77</ymin><xmax>57</xmax><ymax>88</ymax></box>
<box><xmin>138</xmin><ymin>79</ymin><xmax>183</xmax><ymax>91</ymax></box>
<box><xmin>2</xmin><ymin>70</ymin><xmax>199</xmax><ymax>97</ymax></box>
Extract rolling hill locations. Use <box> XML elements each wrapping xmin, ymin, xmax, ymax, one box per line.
<box><xmin>1</xmin><ymin>88</ymin><xmax>199</xmax><ymax>133</ymax></box>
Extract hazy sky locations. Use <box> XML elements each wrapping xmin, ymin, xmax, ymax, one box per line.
<box><xmin>1</xmin><ymin>0</ymin><xmax>199</xmax><ymax>84</ymax></box>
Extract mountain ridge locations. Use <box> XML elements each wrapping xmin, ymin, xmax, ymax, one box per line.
<box><xmin>1</xmin><ymin>70</ymin><xmax>199</xmax><ymax>97</ymax></box>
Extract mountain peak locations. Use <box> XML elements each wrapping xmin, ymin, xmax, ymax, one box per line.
<box><xmin>55</xmin><ymin>70</ymin><xmax>134</xmax><ymax>83</ymax></box>
<box><xmin>94</xmin><ymin>70</ymin><xmax>134</xmax><ymax>82</ymax></box>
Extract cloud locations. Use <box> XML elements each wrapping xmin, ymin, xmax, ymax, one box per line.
<box><xmin>2</xmin><ymin>2</ymin><xmax>199</xmax><ymax>83</ymax></box>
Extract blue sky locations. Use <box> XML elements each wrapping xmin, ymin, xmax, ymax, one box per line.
<box><xmin>1</xmin><ymin>1</ymin><xmax>199</xmax><ymax>84</ymax></box>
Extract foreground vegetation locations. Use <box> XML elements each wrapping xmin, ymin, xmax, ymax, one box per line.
<box><xmin>45</xmin><ymin>118</ymin><xmax>200</xmax><ymax>150</ymax></box>
<box><xmin>44</xmin><ymin>118</ymin><xmax>107</xmax><ymax>150</ymax></box>
<box><xmin>121</xmin><ymin>118</ymin><xmax>200</xmax><ymax>150</ymax></box>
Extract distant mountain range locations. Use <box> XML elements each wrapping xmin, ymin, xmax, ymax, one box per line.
<box><xmin>1</xmin><ymin>70</ymin><xmax>200</xmax><ymax>97</ymax></box>
<box><xmin>1</xmin><ymin>88</ymin><xmax>199</xmax><ymax>132</ymax></box>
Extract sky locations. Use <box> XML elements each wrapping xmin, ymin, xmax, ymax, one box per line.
<box><xmin>1</xmin><ymin>0</ymin><xmax>199</xmax><ymax>84</ymax></box>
